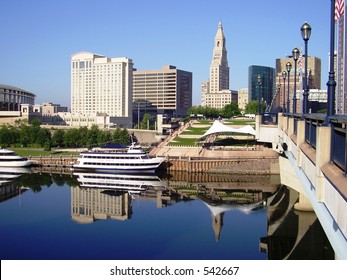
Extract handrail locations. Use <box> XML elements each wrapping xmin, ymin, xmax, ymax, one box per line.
<box><xmin>304</xmin><ymin>114</ymin><xmax>325</xmax><ymax>150</ymax></box>
<box><xmin>329</xmin><ymin>115</ymin><xmax>347</xmax><ymax>175</ymax></box>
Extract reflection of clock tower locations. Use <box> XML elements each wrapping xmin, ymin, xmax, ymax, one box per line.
<box><xmin>209</xmin><ymin>21</ymin><xmax>230</xmax><ymax>93</ymax></box>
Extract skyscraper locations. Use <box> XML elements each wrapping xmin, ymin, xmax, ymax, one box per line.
<box><xmin>209</xmin><ymin>21</ymin><xmax>230</xmax><ymax>93</ymax></box>
<box><xmin>248</xmin><ymin>65</ymin><xmax>275</xmax><ymax>111</ymax></box>
<box><xmin>71</xmin><ymin>52</ymin><xmax>133</xmax><ymax>122</ymax></box>
<box><xmin>133</xmin><ymin>65</ymin><xmax>192</xmax><ymax>117</ymax></box>
<box><xmin>275</xmin><ymin>55</ymin><xmax>321</xmax><ymax>113</ymax></box>
<box><xmin>202</xmin><ymin>22</ymin><xmax>232</xmax><ymax>109</ymax></box>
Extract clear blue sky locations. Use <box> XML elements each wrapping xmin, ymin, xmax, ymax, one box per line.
<box><xmin>1</xmin><ymin>0</ymin><xmax>332</xmax><ymax>107</ymax></box>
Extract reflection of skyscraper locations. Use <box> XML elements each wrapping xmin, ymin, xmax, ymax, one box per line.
<box><xmin>71</xmin><ymin>187</ymin><xmax>131</xmax><ymax>224</ymax></box>
<box><xmin>211</xmin><ymin>212</ymin><xmax>224</xmax><ymax>241</ymax></box>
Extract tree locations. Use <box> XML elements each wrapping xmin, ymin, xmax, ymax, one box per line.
<box><xmin>51</xmin><ymin>130</ymin><xmax>65</xmax><ymax>147</ymax></box>
<box><xmin>36</xmin><ymin>128</ymin><xmax>51</xmax><ymax>147</ymax></box>
<box><xmin>97</xmin><ymin>130</ymin><xmax>112</xmax><ymax>145</ymax></box>
<box><xmin>245</xmin><ymin>100</ymin><xmax>266</xmax><ymax>114</ymax></box>
<box><xmin>86</xmin><ymin>124</ymin><xmax>100</xmax><ymax>149</ymax></box>
<box><xmin>222</xmin><ymin>102</ymin><xmax>240</xmax><ymax>118</ymax></box>
<box><xmin>64</xmin><ymin>128</ymin><xmax>80</xmax><ymax>147</ymax></box>
<box><xmin>141</xmin><ymin>113</ymin><xmax>152</xmax><ymax>129</ymax></box>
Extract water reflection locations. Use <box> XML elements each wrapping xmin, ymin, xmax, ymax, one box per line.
<box><xmin>71</xmin><ymin>172</ymin><xmax>167</xmax><ymax>223</ymax></box>
<box><xmin>261</xmin><ymin>186</ymin><xmax>334</xmax><ymax>260</ymax></box>
<box><xmin>0</xmin><ymin>168</ymin><xmax>335</xmax><ymax>259</ymax></box>
<box><xmin>0</xmin><ymin>167</ymin><xmax>32</xmax><ymax>202</ymax></box>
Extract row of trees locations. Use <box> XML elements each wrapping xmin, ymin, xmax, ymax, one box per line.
<box><xmin>0</xmin><ymin>120</ymin><xmax>131</xmax><ymax>150</ymax></box>
<box><xmin>187</xmin><ymin>100</ymin><xmax>265</xmax><ymax>119</ymax></box>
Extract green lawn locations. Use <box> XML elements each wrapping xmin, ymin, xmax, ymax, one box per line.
<box><xmin>12</xmin><ymin>148</ymin><xmax>79</xmax><ymax>157</ymax></box>
<box><xmin>194</xmin><ymin>120</ymin><xmax>213</xmax><ymax>125</ymax></box>
<box><xmin>223</xmin><ymin>119</ymin><xmax>255</xmax><ymax>126</ymax></box>
<box><xmin>167</xmin><ymin>137</ymin><xmax>202</xmax><ymax>146</ymax></box>
<box><xmin>180</xmin><ymin>127</ymin><xmax>209</xmax><ymax>135</ymax></box>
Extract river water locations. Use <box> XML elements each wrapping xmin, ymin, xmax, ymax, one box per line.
<box><xmin>0</xmin><ymin>168</ymin><xmax>334</xmax><ymax>260</ymax></box>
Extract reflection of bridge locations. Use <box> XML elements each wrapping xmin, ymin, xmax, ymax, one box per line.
<box><xmin>257</xmin><ymin>113</ymin><xmax>347</xmax><ymax>259</ymax></box>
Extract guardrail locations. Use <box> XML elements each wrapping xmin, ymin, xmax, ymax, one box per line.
<box><xmin>304</xmin><ymin>114</ymin><xmax>325</xmax><ymax>150</ymax></box>
<box><xmin>329</xmin><ymin>115</ymin><xmax>347</xmax><ymax>175</ymax></box>
<box><xmin>261</xmin><ymin>113</ymin><xmax>278</xmax><ymax>125</ymax></box>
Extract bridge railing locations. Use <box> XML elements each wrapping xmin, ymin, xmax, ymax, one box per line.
<box><xmin>282</xmin><ymin>113</ymin><xmax>347</xmax><ymax>175</ymax></box>
<box><xmin>304</xmin><ymin>114</ymin><xmax>325</xmax><ymax>150</ymax></box>
<box><xmin>261</xmin><ymin>113</ymin><xmax>278</xmax><ymax>125</ymax></box>
<box><xmin>329</xmin><ymin>115</ymin><xmax>347</xmax><ymax>175</ymax></box>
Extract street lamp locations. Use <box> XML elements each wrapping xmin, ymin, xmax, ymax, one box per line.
<box><xmin>292</xmin><ymin>48</ymin><xmax>300</xmax><ymax>113</ymax></box>
<box><xmin>137</xmin><ymin>100</ymin><xmax>141</xmax><ymax>129</ymax></box>
<box><xmin>326</xmin><ymin>0</ymin><xmax>337</xmax><ymax>124</ymax></box>
<box><xmin>282</xmin><ymin>71</ymin><xmax>287</xmax><ymax>112</ymax></box>
<box><xmin>286</xmin><ymin>62</ymin><xmax>292</xmax><ymax>113</ymax></box>
<box><xmin>257</xmin><ymin>74</ymin><xmax>262</xmax><ymax>114</ymax></box>
<box><xmin>301</xmin><ymin>22</ymin><xmax>311</xmax><ymax>114</ymax></box>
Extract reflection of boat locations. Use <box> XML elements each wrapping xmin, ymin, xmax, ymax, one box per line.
<box><xmin>0</xmin><ymin>148</ymin><xmax>33</xmax><ymax>167</ymax></box>
<box><xmin>0</xmin><ymin>167</ymin><xmax>32</xmax><ymax>184</ymax></box>
<box><xmin>74</xmin><ymin>171</ymin><xmax>166</xmax><ymax>193</ymax></box>
<box><xmin>72</xmin><ymin>143</ymin><xmax>165</xmax><ymax>173</ymax></box>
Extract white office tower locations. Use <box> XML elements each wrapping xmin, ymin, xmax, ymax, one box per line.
<box><xmin>71</xmin><ymin>52</ymin><xmax>133</xmax><ymax>127</ymax></box>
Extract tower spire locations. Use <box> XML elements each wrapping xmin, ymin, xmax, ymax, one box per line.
<box><xmin>209</xmin><ymin>21</ymin><xmax>229</xmax><ymax>93</ymax></box>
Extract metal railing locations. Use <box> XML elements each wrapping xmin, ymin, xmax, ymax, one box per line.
<box><xmin>261</xmin><ymin>113</ymin><xmax>278</xmax><ymax>125</ymax></box>
<box><xmin>304</xmin><ymin>114</ymin><xmax>325</xmax><ymax>150</ymax></box>
<box><xmin>329</xmin><ymin>115</ymin><xmax>347</xmax><ymax>175</ymax></box>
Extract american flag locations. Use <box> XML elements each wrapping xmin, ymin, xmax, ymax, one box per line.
<box><xmin>335</xmin><ymin>0</ymin><xmax>345</xmax><ymax>22</ymax></box>
<box><xmin>298</xmin><ymin>47</ymin><xmax>303</xmax><ymax>75</ymax></box>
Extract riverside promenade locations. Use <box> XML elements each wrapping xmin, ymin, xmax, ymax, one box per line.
<box><xmin>150</xmin><ymin>119</ymin><xmax>279</xmax><ymax>174</ymax></box>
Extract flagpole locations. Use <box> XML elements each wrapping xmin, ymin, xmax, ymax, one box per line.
<box><xmin>325</xmin><ymin>0</ymin><xmax>337</xmax><ymax>124</ymax></box>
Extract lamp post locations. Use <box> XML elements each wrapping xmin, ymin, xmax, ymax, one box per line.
<box><xmin>137</xmin><ymin>100</ymin><xmax>141</xmax><ymax>129</ymax></box>
<box><xmin>301</xmin><ymin>22</ymin><xmax>311</xmax><ymax>115</ymax></box>
<box><xmin>257</xmin><ymin>74</ymin><xmax>262</xmax><ymax>114</ymax></box>
<box><xmin>286</xmin><ymin>62</ymin><xmax>292</xmax><ymax>113</ymax></box>
<box><xmin>292</xmin><ymin>48</ymin><xmax>300</xmax><ymax>113</ymax></box>
<box><xmin>282</xmin><ymin>71</ymin><xmax>287</xmax><ymax>112</ymax></box>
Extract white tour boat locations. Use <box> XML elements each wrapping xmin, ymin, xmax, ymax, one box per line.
<box><xmin>72</xmin><ymin>143</ymin><xmax>166</xmax><ymax>173</ymax></box>
<box><xmin>0</xmin><ymin>148</ymin><xmax>33</xmax><ymax>167</ymax></box>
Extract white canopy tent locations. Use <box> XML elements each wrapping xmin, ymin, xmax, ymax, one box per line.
<box><xmin>199</xmin><ymin>120</ymin><xmax>256</xmax><ymax>139</ymax></box>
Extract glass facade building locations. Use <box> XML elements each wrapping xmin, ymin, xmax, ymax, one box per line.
<box><xmin>248</xmin><ymin>65</ymin><xmax>275</xmax><ymax>109</ymax></box>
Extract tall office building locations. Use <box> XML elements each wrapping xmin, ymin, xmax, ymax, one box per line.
<box><xmin>133</xmin><ymin>65</ymin><xmax>192</xmax><ymax>117</ymax></box>
<box><xmin>275</xmin><ymin>55</ymin><xmax>321</xmax><ymax>113</ymax></box>
<box><xmin>201</xmin><ymin>22</ymin><xmax>232</xmax><ymax>109</ymax></box>
<box><xmin>209</xmin><ymin>21</ymin><xmax>229</xmax><ymax>93</ymax></box>
<box><xmin>248</xmin><ymin>65</ymin><xmax>275</xmax><ymax>111</ymax></box>
<box><xmin>71</xmin><ymin>52</ymin><xmax>133</xmax><ymax>125</ymax></box>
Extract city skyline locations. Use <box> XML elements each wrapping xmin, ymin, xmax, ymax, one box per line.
<box><xmin>1</xmin><ymin>0</ymin><xmax>331</xmax><ymax>107</ymax></box>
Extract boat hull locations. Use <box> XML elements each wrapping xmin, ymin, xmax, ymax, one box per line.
<box><xmin>72</xmin><ymin>165</ymin><xmax>160</xmax><ymax>174</ymax></box>
<box><xmin>0</xmin><ymin>161</ymin><xmax>33</xmax><ymax>167</ymax></box>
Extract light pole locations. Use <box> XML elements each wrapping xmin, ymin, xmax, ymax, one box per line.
<box><xmin>286</xmin><ymin>62</ymin><xmax>292</xmax><ymax>113</ymax></box>
<box><xmin>257</xmin><ymin>74</ymin><xmax>262</xmax><ymax>114</ymax></box>
<box><xmin>137</xmin><ymin>100</ymin><xmax>141</xmax><ymax>129</ymax></box>
<box><xmin>282</xmin><ymin>71</ymin><xmax>287</xmax><ymax>112</ymax></box>
<box><xmin>301</xmin><ymin>22</ymin><xmax>312</xmax><ymax>115</ymax></box>
<box><xmin>292</xmin><ymin>48</ymin><xmax>300</xmax><ymax>113</ymax></box>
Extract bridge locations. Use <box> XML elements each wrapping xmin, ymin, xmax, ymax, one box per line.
<box><xmin>256</xmin><ymin>112</ymin><xmax>347</xmax><ymax>259</ymax></box>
